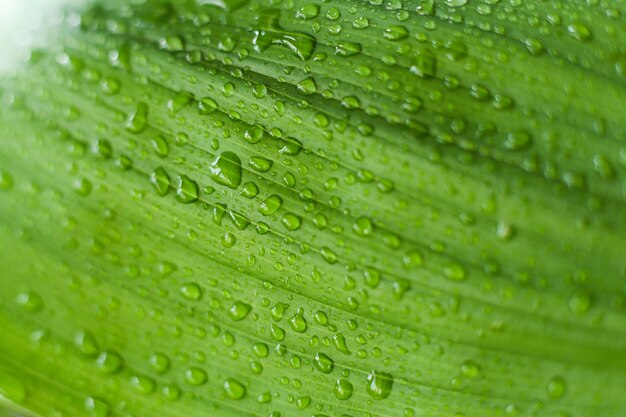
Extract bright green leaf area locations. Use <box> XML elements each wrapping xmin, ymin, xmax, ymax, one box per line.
<box><xmin>1</xmin><ymin>1</ymin><xmax>626</xmax><ymax>417</ymax></box>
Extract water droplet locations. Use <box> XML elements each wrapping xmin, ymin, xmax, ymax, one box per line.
<box><xmin>271</xmin><ymin>302</ymin><xmax>289</xmax><ymax>321</ymax></box>
<box><xmin>289</xmin><ymin>308</ymin><xmax>307</xmax><ymax>332</ymax></box>
<box><xmin>241</xmin><ymin>182</ymin><xmax>259</xmax><ymax>198</ymax></box>
<box><xmin>402</xmin><ymin>250</ymin><xmax>423</xmax><ymax>268</ymax></box>
<box><xmin>252</xmin><ymin>83</ymin><xmax>267</xmax><ymax>99</ymax></box>
<box><xmin>74</xmin><ymin>177</ymin><xmax>93</xmax><ymax>197</ymax></box>
<box><xmin>198</xmin><ymin>97</ymin><xmax>218</xmax><ymax>114</ymax></box>
<box><xmin>335</xmin><ymin>42</ymin><xmax>362</xmax><ymax>57</ymax></box>
<box><xmin>229</xmin><ymin>210</ymin><xmax>250</xmax><ymax>230</ymax></box>
<box><xmin>366</xmin><ymin>370</ymin><xmax>394</xmax><ymax>399</ymax></box>
<box><xmin>496</xmin><ymin>221</ymin><xmax>515</xmax><ymax>240</ymax></box>
<box><xmin>85</xmin><ymin>396</ymin><xmax>110</xmax><ymax>417</ymax></box>
<box><xmin>416</xmin><ymin>0</ymin><xmax>435</xmax><ymax>15</ymax></box>
<box><xmin>314</xmin><ymin>311</ymin><xmax>328</xmax><ymax>325</ymax></box>
<box><xmin>150</xmin><ymin>167</ymin><xmax>171</xmax><ymax>196</ymax></box>
<box><xmin>15</xmin><ymin>291</ymin><xmax>43</xmax><ymax>312</ymax></box>
<box><xmin>150</xmin><ymin>135</ymin><xmax>169</xmax><ymax>158</ymax></box>
<box><xmin>228</xmin><ymin>301</ymin><xmax>252</xmax><ymax>321</ymax></box>
<box><xmin>547</xmin><ymin>376</ymin><xmax>566</xmax><ymax>399</ymax></box>
<box><xmin>93</xmin><ymin>139</ymin><xmax>113</xmax><ymax>159</ymax></box>
<box><xmin>74</xmin><ymin>330</ymin><xmax>99</xmax><ymax>356</ymax></box>
<box><xmin>460</xmin><ymin>360</ymin><xmax>480</xmax><ymax>377</ymax></box>
<box><xmin>161</xmin><ymin>384</ymin><xmax>181</xmax><ymax>400</ymax></box>
<box><xmin>253</xmin><ymin>343</ymin><xmax>269</xmax><ymax>357</ymax></box>
<box><xmin>363</xmin><ymin>267</ymin><xmax>381</xmax><ymax>288</ymax></box>
<box><xmin>180</xmin><ymin>282</ymin><xmax>203</xmax><ymax>300</ymax></box>
<box><xmin>95</xmin><ymin>351</ymin><xmax>124</xmax><ymax>374</ymax></box>
<box><xmin>296</xmin><ymin>77</ymin><xmax>317</xmax><ymax>95</ymax></box>
<box><xmin>295</xmin><ymin>4</ymin><xmax>319</xmax><ymax>19</ymax></box>
<box><xmin>149</xmin><ymin>352</ymin><xmax>171</xmax><ymax>374</ymax></box>
<box><xmin>100</xmin><ymin>78</ymin><xmax>120</xmax><ymax>95</ymax></box>
<box><xmin>130</xmin><ymin>375</ymin><xmax>156</xmax><ymax>394</ymax></box>
<box><xmin>253</xmin><ymin>9</ymin><xmax>316</xmax><ymax>61</ymax></box>
<box><xmin>332</xmin><ymin>334</ymin><xmax>351</xmax><ymax>354</ymax></box>
<box><xmin>593</xmin><ymin>155</ymin><xmax>614</xmax><ymax>179</ymax></box>
<box><xmin>249</xmin><ymin>156</ymin><xmax>273</xmax><ymax>172</ymax></box>
<box><xmin>353</xmin><ymin>16</ymin><xmax>370</xmax><ymax>29</ymax></box>
<box><xmin>296</xmin><ymin>395</ymin><xmax>311</xmax><ymax>409</ymax></box>
<box><xmin>334</xmin><ymin>379</ymin><xmax>353</xmax><ymax>400</ymax></box>
<box><xmin>446</xmin><ymin>0</ymin><xmax>468</xmax><ymax>7</ymax></box>
<box><xmin>384</xmin><ymin>25</ymin><xmax>408</xmax><ymax>41</ymax></box>
<box><xmin>126</xmin><ymin>102</ymin><xmax>149</xmax><ymax>133</ymax></box>
<box><xmin>209</xmin><ymin>151</ymin><xmax>243</xmax><ymax>189</ymax></box>
<box><xmin>224</xmin><ymin>378</ymin><xmax>246</xmax><ymax>399</ymax></box>
<box><xmin>567</xmin><ymin>23</ymin><xmax>592</xmax><ymax>41</ymax></box>
<box><xmin>443</xmin><ymin>263</ymin><xmax>467</xmax><ymax>281</ymax></box>
<box><xmin>175</xmin><ymin>175</ymin><xmax>199</xmax><ymax>203</ymax></box>
<box><xmin>524</xmin><ymin>38</ymin><xmax>545</xmax><ymax>55</ymax></box>
<box><xmin>313</xmin><ymin>352</ymin><xmax>334</xmax><ymax>374</ymax></box>
<box><xmin>353</xmin><ymin>216</ymin><xmax>373</xmax><ymax>236</ymax></box>
<box><xmin>281</xmin><ymin>213</ymin><xmax>302</xmax><ymax>231</ymax></box>
<box><xmin>259</xmin><ymin>195</ymin><xmax>283</xmax><ymax>216</ymax></box>
<box><xmin>321</xmin><ymin>246</ymin><xmax>338</xmax><ymax>264</ymax></box>
<box><xmin>270</xmin><ymin>323</ymin><xmax>286</xmax><ymax>341</ymax></box>
<box><xmin>185</xmin><ymin>367</ymin><xmax>208</xmax><ymax>385</ymax></box>
<box><xmin>444</xmin><ymin>39</ymin><xmax>468</xmax><ymax>61</ymax></box>
<box><xmin>410</xmin><ymin>51</ymin><xmax>436</xmax><ymax>78</ymax></box>
<box><xmin>159</xmin><ymin>35</ymin><xmax>185</xmax><ymax>51</ymax></box>
<box><xmin>568</xmin><ymin>291</ymin><xmax>591</xmax><ymax>314</ymax></box>
<box><xmin>279</xmin><ymin>137</ymin><xmax>303</xmax><ymax>155</ymax></box>
<box><xmin>257</xmin><ymin>391</ymin><xmax>272</xmax><ymax>403</ymax></box>
<box><xmin>504</xmin><ymin>131</ymin><xmax>532</xmax><ymax>151</ymax></box>
<box><xmin>167</xmin><ymin>91</ymin><xmax>193</xmax><ymax>115</ymax></box>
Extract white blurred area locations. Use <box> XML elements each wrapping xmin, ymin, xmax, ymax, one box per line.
<box><xmin>0</xmin><ymin>0</ymin><xmax>83</xmax><ymax>71</ymax></box>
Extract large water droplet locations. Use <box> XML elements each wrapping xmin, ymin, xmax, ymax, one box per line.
<box><xmin>209</xmin><ymin>151</ymin><xmax>243</xmax><ymax>189</ymax></box>
<box><xmin>228</xmin><ymin>301</ymin><xmax>252</xmax><ymax>321</ymax></box>
<box><xmin>366</xmin><ymin>370</ymin><xmax>394</xmax><ymax>399</ymax></box>
<box><xmin>334</xmin><ymin>379</ymin><xmax>353</xmax><ymax>400</ymax></box>
<box><xmin>224</xmin><ymin>378</ymin><xmax>246</xmax><ymax>399</ymax></box>
<box><xmin>313</xmin><ymin>352</ymin><xmax>334</xmax><ymax>373</ymax></box>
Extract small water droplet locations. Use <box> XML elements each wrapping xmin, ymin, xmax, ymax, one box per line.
<box><xmin>547</xmin><ymin>376</ymin><xmax>566</xmax><ymax>399</ymax></box>
<box><xmin>443</xmin><ymin>263</ymin><xmax>467</xmax><ymax>281</ymax></box>
<box><xmin>460</xmin><ymin>360</ymin><xmax>480</xmax><ymax>377</ymax></box>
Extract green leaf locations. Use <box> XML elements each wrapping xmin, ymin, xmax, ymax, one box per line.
<box><xmin>1</xmin><ymin>1</ymin><xmax>625</xmax><ymax>417</ymax></box>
